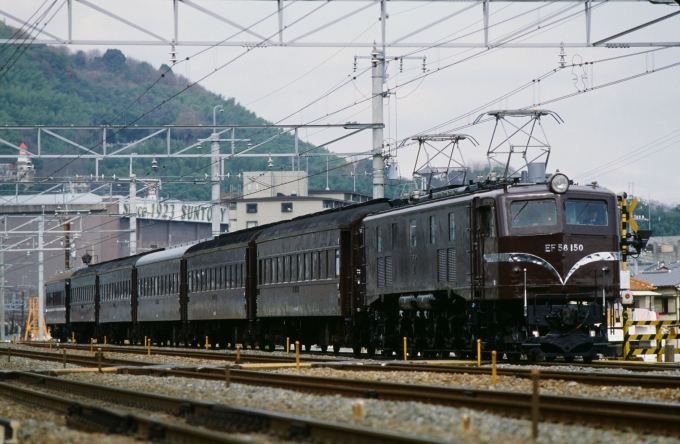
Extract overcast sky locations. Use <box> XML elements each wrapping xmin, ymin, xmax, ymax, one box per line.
<box><xmin>3</xmin><ymin>0</ymin><xmax>680</xmax><ymax>204</ymax></box>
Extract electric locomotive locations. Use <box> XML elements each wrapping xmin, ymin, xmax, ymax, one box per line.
<box><xmin>363</xmin><ymin>172</ymin><xmax>620</xmax><ymax>361</ymax></box>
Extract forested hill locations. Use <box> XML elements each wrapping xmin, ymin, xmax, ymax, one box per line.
<box><xmin>0</xmin><ymin>22</ymin><xmax>373</xmax><ymax>199</ymax></box>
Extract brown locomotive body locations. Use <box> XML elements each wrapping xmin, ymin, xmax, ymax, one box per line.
<box><xmin>364</xmin><ymin>182</ymin><xmax>620</xmax><ymax>360</ymax></box>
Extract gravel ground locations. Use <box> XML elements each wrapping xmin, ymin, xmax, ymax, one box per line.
<box><xmin>0</xmin><ymin>395</ymin><xmax>143</xmax><ymax>444</ymax></box>
<box><xmin>0</xmin><ymin>355</ymin><xmax>82</xmax><ymax>371</ymax></box>
<box><xmin>492</xmin><ymin>362</ymin><xmax>680</xmax><ymax>376</ymax></box>
<box><xmin>273</xmin><ymin>367</ymin><xmax>680</xmax><ymax>404</ymax></box>
<box><xmin>62</xmin><ymin>372</ymin><xmax>680</xmax><ymax>444</ymax></box>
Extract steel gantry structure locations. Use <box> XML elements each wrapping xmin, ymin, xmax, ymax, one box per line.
<box><xmin>1</xmin><ymin>0</ymin><xmax>679</xmax><ymax>49</ymax></box>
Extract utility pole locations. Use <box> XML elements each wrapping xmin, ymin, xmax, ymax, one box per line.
<box><xmin>371</xmin><ymin>0</ymin><xmax>387</xmax><ymax>200</ymax></box>
<box><xmin>38</xmin><ymin>213</ymin><xmax>44</xmax><ymax>341</ymax></box>
<box><xmin>0</xmin><ymin>237</ymin><xmax>4</xmax><ymax>341</ymax></box>
<box><xmin>130</xmin><ymin>177</ymin><xmax>137</xmax><ymax>255</ymax></box>
<box><xmin>371</xmin><ymin>48</ymin><xmax>385</xmax><ymax>199</ymax></box>
<box><xmin>212</xmin><ymin>105</ymin><xmax>223</xmax><ymax>238</ymax></box>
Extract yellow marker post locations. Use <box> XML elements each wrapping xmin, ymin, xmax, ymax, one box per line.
<box><xmin>71</xmin><ymin>332</ymin><xmax>74</xmax><ymax>343</ymax></box>
<box><xmin>7</xmin><ymin>346</ymin><xmax>10</xmax><ymax>363</ymax></box>
<box><xmin>295</xmin><ymin>341</ymin><xmax>300</xmax><ymax>370</ymax></box>
<box><xmin>286</xmin><ymin>337</ymin><xmax>290</xmax><ymax>355</ymax></box>
<box><xmin>205</xmin><ymin>336</ymin><xmax>209</xmax><ymax>351</ymax></box>
<box><xmin>63</xmin><ymin>348</ymin><xmax>67</xmax><ymax>368</ymax></box>
<box><xmin>477</xmin><ymin>339</ymin><xmax>481</xmax><ymax>367</ymax></box>
<box><xmin>491</xmin><ymin>350</ymin><xmax>497</xmax><ymax>383</ymax></box>
<box><xmin>49</xmin><ymin>341</ymin><xmax>52</xmax><ymax>350</ymax></box>
<box><xmin>144</xmin><ymin>336</ymin><xmax>147</xmax><ymax>348</ymax></box>
<box><xmin>104</xmin><ymin>336</ymin><xmax>107</xmax><ymax>346</ymax></box>
<box><xmin>97</xmin><ymin>348</ymin><xmax>102</xmax><ymax>372</ymax></box>
<box><xmin>225</xmin><ymin>364</ymin><xmax>230</xmax><ymax>388</ymax></box>
<box><xmin>13</xmin><ymin>334</ymin><xmax>16</xmax><ymax>345</ymax></box>
<box><xmin>403</xmin><ymin>337</ymin><xmax>408</xmax><ymax>361</ymax></box>
<box><xmin>90</xmin><ymin>338</ymin><xmax>94</xmax><ymax>354</ymax></box>
<box><xmin>236</xmin><ymin>344</ymin><xmax>241</xmax><ymax>361</ymax></box>
<box><xmin>147</xmin><ymin>338</ymin><xmax>151</xmax><ymax>356</ymax></box>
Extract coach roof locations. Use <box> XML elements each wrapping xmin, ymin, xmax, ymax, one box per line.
<box><xmin>257</xmin><ymin>199</ymin><xmax>390</xmax><ymax>240</ymax></box>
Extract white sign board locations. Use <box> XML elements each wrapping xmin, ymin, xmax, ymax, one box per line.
<box><xmin>119</xmin><ymin>200</ymin><xmax>229</xmax><ymax>224</ymax></box>
<box><xmin>620</xmin><ymin>270</ymin><xmax>631</xmax><ymax>290</ymax></box>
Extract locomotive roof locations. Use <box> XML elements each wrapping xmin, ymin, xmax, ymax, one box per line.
<box><xmin>136</xmin><ymin>242</ymin><xmax>196</xmax><ymax>266</ymax></box>
<box><xmin>257</xmin><ymin>199</ymin><xmax>391</xmax><ymax>239</ymax></box>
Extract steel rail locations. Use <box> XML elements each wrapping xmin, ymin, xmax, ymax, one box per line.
<box><xmin>0</xmin><ymin>379</ymin><xmax>257</xmax><ymax>444</ymax></box>
<box><xmin>5</xmin><ymin>347</ymin><xmax>680</xmax><ymax>435</ymax></box>
<box><xmin>1</xmin><ymin>371</ymin><xmax>448</xmax><ymax>444</ymax></box>
<box><xmin>21</xmin><ymin>342</ymin><xmax>342</xmax><ymax>363</ymax></box>
<box><xmin>336</xmin><ymin>362</ymin><xmax>680</xmax><ymax>390</ymax></box>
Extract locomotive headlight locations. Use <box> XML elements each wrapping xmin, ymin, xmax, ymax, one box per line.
<box><xmin>548</xmin><ymin>173</ymin><xmax>570</xmax><ymax>194</ymax></box>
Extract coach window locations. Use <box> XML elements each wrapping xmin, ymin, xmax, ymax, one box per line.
<box><xmin>377</xmin><ymin>226</ymin><xmax>382</xmax><ymax>252</ymax></box>
<box><xmin>277</xmin><ymin>257</ymin><xmax>283</xmax><ymax>283</ymax></box>
<box><xmin>312</xmin><ymin>252</ymin><xmax>319</xmax><ymax>280</ymax></box>
<box><xmin>231</xmin><ymin>265</ymin><xmax>236</xmax><ymax>288</ymax></box>
<box><xmin>335</xmin><ymin>249</ymin><xmax>340</xmax><ymax>277</ymax></box>
<box><xmin>410</xmin><ymin>219</ymin><xmax>417</xmax><ymax>247</ymax></box>
<box><xmin>283</xmin><ymin>256</ymin><xmax>289</xmax><ymax>282</ymax></box>
<box><xmin>305</xmin><ymin>253</ymin><xmax>311</xmax><ymax>280</ymax></box>
<box><xmin>429</xmin><ymin>216</ymin><xmax>436</xmax><ymax>244</ymax></box>
<box><xmin>246</xmin><ymin>203</ymin><xmax>258</xmax><ymax>213</ymax></box>
<box><xmin>297</xmin><ymin>255</ymin><xmax>304</xmax><ymax>281</ymax></box>
<box><xmin>320</xmin><ymin>251</ymin><xmax>326</xmax><ymax>279</ymax></box>
<box><xmin>391</xmin><ymin>223</ymin><xmax>398</xmax><ymax>249</ymax></box>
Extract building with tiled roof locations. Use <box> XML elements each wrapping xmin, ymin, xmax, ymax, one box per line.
<box><xmin>636</xmin><ymin>263</ymin><xmax>680</xmax><ymax>321</ymax></box>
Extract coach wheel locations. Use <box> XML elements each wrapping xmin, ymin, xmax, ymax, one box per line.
<box><xmin>352</xmin><ymin>346</ymin><xmax>362</xmax><ymax>356</ymax></box>
<box><xmin>320</xmin><ymin>345</ymin><xmax>328</xmax><ymax>353</ymax></box>
<box><xmin>564</xmin><ymin>356</ymin><xmax>575</xmax><ymax>363</ymax></box>
<box><xmin>545</xmin><ymin>356</ymin><xmax>556</xmax><ymax>362</ymax></box>
<box><xmin>366</xmin><ymin>345</ymin><xmax>376</xmax><ymax>357</ymax></box>
<box><xmin>582</xmin><ymin>356</ymin><xmax>593</xmax><ymax>364</ymax></box>
<box><xmin>332</xmin><ymin>344</ymin><xmax>341</xmax><ymax>354</ymax></box>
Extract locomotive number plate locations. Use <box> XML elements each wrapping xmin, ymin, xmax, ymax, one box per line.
<box><xmin>545</xmin><ymin>243</ymin><xmax>584</xmax><ymax>252</ymax></box>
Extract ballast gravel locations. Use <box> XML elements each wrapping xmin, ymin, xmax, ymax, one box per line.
<box><xmin>0</xmin><ymin>396</ymin><xmax>142</xmax><ymax>444</ymax></box>
<box><xmin>62</xmin><ymin>372</ymin><xmax>680</xmax><ymax>444</ymax></box>
<box><xmin>273</xmin><ymin>366</ymin><xmax>680</xmax><ymax>404</ymax></box>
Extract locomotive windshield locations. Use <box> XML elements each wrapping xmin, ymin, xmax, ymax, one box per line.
<box><xmin>565</xmin><ymin>200</ymin><xmax>608</xmax><ymax>226</ymax></box>
<box><xmin>510</xmin><ymin>200</ymin><xmax>557</xmax><ymax>227</ymax></box>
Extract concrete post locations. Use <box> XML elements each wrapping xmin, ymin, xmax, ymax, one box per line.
<box><xmin>211</xmin><ymin>133</ymin><xmax>221</xmax><ymax>238</ymax></box>
<box><xmin>38</xmin><ymin>215</ymin><xmax>44</xmax><ymax>341</ymax></box>
<box><xmin>130</xmin><ymin>177</ymin><xmax>137</xmax><ymax>255</ymax></box>
<box><xmin>371</xmin><ymin>48</ymin><xmax>384</xmax><ymax>200</ymax></box>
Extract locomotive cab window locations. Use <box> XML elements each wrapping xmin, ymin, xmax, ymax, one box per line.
<box><xmin>565</xmin><ymin>200</ymin><xmax>608</xmax><ymax>226</ymax></box>
<box><xmin>510</xmin><ymin>200</ymin><xmax>556</xmax><ymax>228</ymax></box>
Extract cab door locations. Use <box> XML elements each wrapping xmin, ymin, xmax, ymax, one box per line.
<box><xmin>472</xmin><ymin>197</ymin><xmax>498</xmax><ymax>301</ymax></box>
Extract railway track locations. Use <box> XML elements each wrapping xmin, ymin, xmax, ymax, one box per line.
<box><xmin>0</xmin><ymin>371</ymin><xmax>446</xmax><ymax>444</ymax></box>
<box><xmin>7</xmin><ymin>345</ymin><xmax>680</xmax><ymax>391</ymax></box>
<box><xmin>22</xmin><ymin>342</ymin><xmax>344</xmax><ymax>364</ymax></box>
<box><xmin>7</xmin><ymin>347</ymin><xmax>679</xmax><ymax>436</ymax></box>
<box><xmin>24</xmin><ymin>341</ymin><xmax>680</xmax><ymax>372</ymax></box>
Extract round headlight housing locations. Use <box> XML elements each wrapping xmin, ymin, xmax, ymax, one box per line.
<box><xmin>549</xmin><ymin>173</ymin><xmax>570</xmax><ymax>194</ymax></box>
